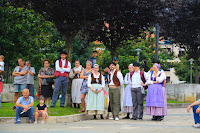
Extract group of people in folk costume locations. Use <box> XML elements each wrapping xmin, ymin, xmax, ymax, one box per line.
<box><xmin>70</xmin><ymin>55</ymin><xmax>167</xmax><ymax>121</ymax></box>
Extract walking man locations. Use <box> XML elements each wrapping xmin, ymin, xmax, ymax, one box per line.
<box><xmin>51</xmin><ymin>51</ymin><xmax>71</xmax><ymax>108</ymax></box>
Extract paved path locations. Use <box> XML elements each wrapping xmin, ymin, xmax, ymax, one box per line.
<box><xmin>0</xmin><ymin>108</ymin><xmax>199</xmax><ymax>133</ymax></box>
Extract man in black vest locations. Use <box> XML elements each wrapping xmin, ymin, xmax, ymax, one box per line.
<box><xmin>131</xmin><ymin>63</ymin><xmax>148</xmax><ymax>120</ymax></box>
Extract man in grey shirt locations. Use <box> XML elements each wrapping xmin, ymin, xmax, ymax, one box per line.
<box><xmin>25</xmin><ymin>61</ymin><xmax>35</xmax><ymax>98</ymax></box>
<box><xmin>12</xmin><ymin>58</ymin><xmax>28</xmax><ymax>109</ymax></box>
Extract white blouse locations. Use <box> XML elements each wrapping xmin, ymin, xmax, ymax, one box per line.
<box><xmin>87</xmin><ymin>72</ymin><xmax>105</xmax><ymax>88</ymax></box>
<box><xmin>124</xmin><ymin>73</ymin><xmax>132</xmax><ymax>85</ymax></box>
<box><xmin>146</xmin><ymin>71</ymin><xmax>166</xmax><ymax>85</ymax></box>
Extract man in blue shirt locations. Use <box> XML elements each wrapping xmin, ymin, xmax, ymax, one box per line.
<box><xmin>90</xmin><ymin>50</ymin><xmax>98</xmax><ymax>67</ymax></box>
<box><xmin>15</xmin><ymin>89</ymin><xmax>34</xmax><ymax>124</ymax></box>
<box><xmin>187</xmin><ymin>99</ymin><xmax>200</xmax><ymax>128</ymax></box>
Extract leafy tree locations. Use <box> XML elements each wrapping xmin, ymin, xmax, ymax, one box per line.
<box><xmin>160</xmin><ymin>0</ymin><xmax>200</xmax><ymax>83</ymax></box>
<box><xmin>97</xmin><ymin>32</ymin><xmax>173</xmax><ymax>76</ymax></box>
<box><xmin>0</xmin><ymin>6</ymin><xmax>65</xmax><ymax>82</ymax></box>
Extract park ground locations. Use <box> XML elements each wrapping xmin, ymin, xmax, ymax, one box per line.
<box><xmin>0</xmin><ymin>108</ymin><xmax>199</xmax><ymax>133</ymax></box>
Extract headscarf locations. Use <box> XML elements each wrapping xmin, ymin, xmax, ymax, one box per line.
<box><xmin>153</xmin><ymin>63</ymin><xmax>161</xmax><ymax>69</ymax></box>
<box><xmin>129</xmin><ymin>63</ymin><xmax>134</xmax><ymax>68</ymax></box>
<box><xmin>86</xmin><ymin>60</ymin><xmax>93</xmax><ymax>66</ymax></box>
<box><xmin>93</xmin><ymin>64</ymin><xmax>99</xmax><ymax>68</ymax></box>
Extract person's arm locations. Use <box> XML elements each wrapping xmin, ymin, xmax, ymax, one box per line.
<box><xmin>44</xmin><ymin>107</ymin><xmax>47</xmax><ymax>112</ymax></box>
<box><xmin>39</xmin><ymin>78</ymin><xmax>41</xmax><ymax>87</ymax></box>
<box><xmin>156</xmin><ymin>72</ymin><xmax>166</xmax><ymax>83</ymax></box>
<box><xmin>36</xmin><ymin>107</ymin><xmax>39</xmax><ymax>112</ymax></box>
<box><xmin>124</xmin><ymin>73</ymin><xmax>130</xmax><ymax>85</ymax></box>
<box><xmin>28</xmin><ymin>67</ymin><xmax>35</xmax><ymax>76</ymax></box>
<box><xmin>187</xmin><ymin>100</ymin><xmax>200</xmax><ymax>112</ymax></box>
<box><xmin>55</xmin><ymin>60</ymin><xmax>64</xmax><ymax>72</ymax></box>
<box><xmin>62</xmin><ymin>61</ymin><xmax>71</xmax><ymax>72</ymax></box>
<box><xmin>80</xmin><ymin>69</ymin><xmax>88</xmax><ymax>79</ymax></box>
<box><xmin>87</xmin><ymin>74</ymin><xmax>92</xmax><ymax>87</ymax></box>
<box><xmin>101</xmin><ymin>75</ymin><xmax>105</xmax><ymax>88</ymax></box>
<box><xmin>117</xmin><ymin>72</ymin><xmax>124</xmax><ymax>86</ymax></box>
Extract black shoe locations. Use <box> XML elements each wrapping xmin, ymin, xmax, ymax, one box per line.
<box><xmin>151</xmin><ymin>116</ymin><xmax>157</xmax><ymax>121</ymax></box>
<box><xmin>100</xmin><ymin>115</ymin><xmax>104</xmax><ymax>119</ymax></box>
<box><xmin>60</xmin><ymin>106</ymin><xmax>64</xmax><ymax>108</ymax></box>
<box><xmin>122</xmin><ymin>116</ymin><xmax>130</xmax><ymax>119</ymax></box>
<box><xmin>138</xmin><ymin>118</ymin><xmax>143</xmax><ymax>120</ymax></box>
<box><xmin>50</xmin><ymin>106</ymin><xmax>55</xmax><ymax>108</ymax></box>
<box><xmin>130</xmin><ymin>118</ymin><xmax>137</xmax><ymax>120</ymax></box>
<box><xmin>93</xmin><ymin>115</ymin><xmax>97</xmax><ymax>120</ymax></box>
<box><xmin>156</xmin><ymin>116</ymin><xmax>162</xmax><ymax>121</ymax></box>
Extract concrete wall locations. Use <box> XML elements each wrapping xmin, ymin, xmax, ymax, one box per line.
<box><xmin>166</xmin><ymin>84</ymin><xmax>200</xmax><ymax>102</ymax></box>
<box><xmin>1</xmin><ymin>83</ymin><xmax>200</xmax><ymax>103</ymax></box>
<box><xmin>1</xmin><ymin>84</ymin><xmax>14</xmax><ymax>102</ymax></box>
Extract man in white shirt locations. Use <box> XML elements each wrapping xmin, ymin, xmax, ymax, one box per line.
<box><xmin>51</xmin><ymin>51</ymin><xmax>71</xmax><ymax>108</ymax></box>
<box><xmin>131</xmin><ymin>63</ymin><xmax>148</xmax><ymax>120</ymax></box>
<box><xmin>108</xmin><ymin>62</ymin><xmax>123</xmax><ymax>121</ymax></box>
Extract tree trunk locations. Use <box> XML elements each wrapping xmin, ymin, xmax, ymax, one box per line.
<box><xmin>63</xmin><ymin>32</ymin><xmax>78</xmax><ymax>107</ymax></box>
<box><xmin>194</xmin><ymin>58</ymin><xmax>199</xmax><ymax>83</ymax></box>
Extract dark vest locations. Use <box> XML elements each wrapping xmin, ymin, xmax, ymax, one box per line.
<box><xmin>109</xmin><ymin>70</ymin><xmax>120</xmax><ymax>87</ymax></box>
<box><xmin>91</xmin><ymin>73</ymin><xmax>102</xmax><ymax>84</ymax></box>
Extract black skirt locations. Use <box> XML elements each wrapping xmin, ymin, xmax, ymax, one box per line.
<box><xmin>41</xmin><ymin>85</ymin><xmax>53</xmax><ymax>98</ymax></box>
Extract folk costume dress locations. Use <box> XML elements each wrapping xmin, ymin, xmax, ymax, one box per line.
<box><xmin>123</xmin><ymin>72</ymin><xmax>134</xmax><ymax>113</ymax></box>
<box><xmin>70</xmin><ymin>65</ymin><xmax>84</xmax><ymax>104</ymax></box>
<box><xmin>86</xmin><ymin>73</ymin><xmax>105</xmax><ymax>115</ymax></box>
<box><xmin>146</xmin><ymin>71</ymin><xmax>167</xmax><ymax>116</ymax></box>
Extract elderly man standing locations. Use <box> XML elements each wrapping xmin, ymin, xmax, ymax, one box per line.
<box><xmin>51</xmin><ymin>51</ymin><xmax>71</xmax><ymax>108</ymax></box>
<box><xmin>12</xmin><ymin>58</ymin><xmax>28</xmax><ymax>109</ymax></box>
<box><xmin>25</xmin><ymin>61</ymin><xmax>35</xmax><ymax>98</ymax></box>
<box><xmin>15</xmin><ymin>89</ymin><xmax>34</xmax><ymax>124</ymax></box>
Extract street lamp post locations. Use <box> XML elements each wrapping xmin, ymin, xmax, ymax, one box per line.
<box><xmin>154</xmin><ymin>23</ymin><xmax>160</xmax><ymax>60</ymax></box>
<box><xmin>189</xmin><ymin>58</ymin><xmax>194</xmax><ymax>84</ymax></box>
<box><xmin>135</xmin><ymin>48</ymin><xmax>141</xmax><ymax>63</ymax></box>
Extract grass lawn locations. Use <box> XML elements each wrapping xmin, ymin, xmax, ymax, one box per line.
<box><xmin>0</xmin><ymin>100</ymin><xmax>81</xmax><ymax>117</ymax></box>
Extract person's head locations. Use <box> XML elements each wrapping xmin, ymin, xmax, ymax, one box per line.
<box><xmin>18</xmin><ymin>58</ymin><xmax>25</xmax><ymax>67</ymax></box>
<box><xmin>39</xmin><ymin>96</ymin><xmax>45</xmax><ymax>105</ymax></box>
<box><xmin>152</xmin><ymin>59</ymin><xmax>160</xmax><ymax>65</ymax></box>
<box><xmin>60</xmin><ymin>51</ymin><xmax>67</xmax><ymax>60</ymax></box>
<box><xmin>134</xmin><ymin>63</ymin><xmax>140</xmax><ymax>72</ymax></box>
<box><xmin>92</xmin><ymin>51</ymin><xmax>98</xmax><ymax>58</ymax></box>
<box><xmin>75</xmin><ymin>60</ymin><xmax>80</xmax><ymax>68</ymax></box>
<box><xmin>196</xmin><ymin>107</ymin><xmax>200</xmax><ymax>114</ymax></box>
<box><xmin>109</xmin><ymin>62</ymin><xmax>116</xmax><ymax>70</ymax></box>
<box><xmin>128</xmin><ymin>64</ymin><xmax>134</xmax><ymax>72</ymax></box>
<box><xmin>43</xmin><ymin>59</ymin><xmax>51</xmax><ymax>68</ymax></box>
<box><xmin>144</xmin><ymin>60</ymin><xmax>147</xmax><ymax>64</ymax></box>
<box><xmin>0</xmin><ymin>55</ymin><xmax>4</xmax><ymax>61</ymax></box>
<box><xmin>86</xmin><ymin>60</ymin><xmax>92</xmax><ymax>69</ymax></box>
<box><xmin>22</xmin><ymin>89</ymin><xmax>30</xmax><ymax>98</ymax></box>
<box><xmin>100</xmin><ymin>70</ymin><xmax>105</xmax><ymax>75</ymax></box>
<box><xmin>93</xmin><ymin>64</ymin><xmax>99</xmax><ymax>72</ymax></box>
<box><xmin>152</xmin><ymin>63</ymin><xmax>161</xmax><ymax>72</ymax></box>
<box><xmin>113</xmin><ymin>57</ymin><xmax>119</xmax><ymax>64</ymax></box>
<box><xmin>25</xmin><ymin>60</ymin><xmax>31</xmax><ymax>67</ymax></box>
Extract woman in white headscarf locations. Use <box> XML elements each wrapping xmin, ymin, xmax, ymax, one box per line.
<box><xmin>86</xmin><ymin>64</ymin><xmax>105</xmax><ymax>119</ymax></box>
<box><xmin>123</xmin><ymin>64</ymin><xmax>134</xmax><ymax>119</ymax></box>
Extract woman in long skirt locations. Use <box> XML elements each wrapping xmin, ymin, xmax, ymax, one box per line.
<box><xmin>145</xmin><ymin>63</ymin><xmax>167</xmax><ymax>121</ymax></box>
<box><xmin>87</xmin><ymin>64</ymin><xmax>105</xmax><ymax>119</ymax></box>
<box><xmin>70</xmin><ymin>60</ymin><xmax>83</xmax><ymax>108</ymax></box>
<box><xmin>79</xmin><ymin>60</ymin><xmax>93</xmax><ymax>112</ymax></box>
<box><xmin>123</xmin><ymin>64</ymin><xmax>134</xmax><ymax>119</ymax></box>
